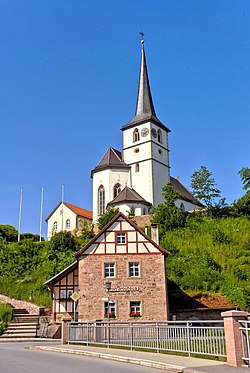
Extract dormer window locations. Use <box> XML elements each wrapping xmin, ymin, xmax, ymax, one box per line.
<box><xmin>158</xmin><ymin>129</ymin><xmax>162</xmax><ymax>143</ymax></box>
<box><xmin>133</xmin><ymin>128</ymin><xmax>140</xmax><ymax>142</ymax></box>
<box><xmin>113</xmin><ymin>183</ymin><xmax>121</xmax><ymax>198</ymax></box>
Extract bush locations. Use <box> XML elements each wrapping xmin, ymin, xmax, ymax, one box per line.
<box><xmin>0</xmin><ymin>303</ymin><xmax>12</xmax><ymax>335</ymax></box>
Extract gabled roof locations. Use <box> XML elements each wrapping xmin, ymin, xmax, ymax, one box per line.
<box><xmin>107</xmin><ymin>186</ymin><xmax>151</xmax><ymax>207</ymax></box>
<box><xmin>91</xmin><ymin>147</ymin><xmax>130</xmax><ymax>177</ymax></box>
<box><xmin>75</xmin><ymin>212</ymin><xmax>169</xmax><ymax>257</ymax></box>
<box><xmin>170</xmin><ymin>177</ymin><xmax>204</xmax><ymax>207</ymax></box>
<box><xmin>122</xmin><ymin>42</ymin><xmax>170</xmax><ymax>132</ymax></box>
<box><xmin>45</xmin><ymin>202</ymin><xmax>92</xmax><ymax>221</ymax></box>
<box><xmin>44</xmin><ymin>261</ymin><xmax>77</xmax><ymax>287</ymax></box>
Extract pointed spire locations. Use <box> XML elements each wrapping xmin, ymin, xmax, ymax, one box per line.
<box><xmin>122</xmin><ymin>39</ymin><xmax>170</xmax><ymax>131</ymax></box>
<box><xmin>135</xmin><ymin>40</ymin><xmax>156</xmax><ymax>117</ymax></box>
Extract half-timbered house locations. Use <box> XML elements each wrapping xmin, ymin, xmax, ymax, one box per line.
<box><xmin>45</xmin><ymin>212</ymin><xmax>169</xmax><ymax>322</ymax></box>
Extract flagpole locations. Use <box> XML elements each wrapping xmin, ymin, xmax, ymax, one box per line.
<box><xmin>39</xmin><ymin>186</ymin><xmax>44</xmax><ymax>242</ymax></box>
<box><xmin>61</xmin><ymin>184</ymin><xmax>64</xmax><ymax>231</ymax></box>
<box><xmin>18</xmin><ymin>187</ymin><xmax>23</xmax><ymax>242</ymax></box>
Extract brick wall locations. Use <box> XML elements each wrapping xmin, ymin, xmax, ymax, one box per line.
<box><xmin>78</xmin><ymin>253</ymin><xmax>168</xmax><ymax>321</ymax></box>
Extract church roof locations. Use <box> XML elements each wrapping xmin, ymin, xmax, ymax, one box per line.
<box><xmin>170</xmin><ymin>177</ymin><xmax>204</xmax><ymax>207</ymax></box>
<box><xmin>107</xmin><ymin>186</ymin><xmax>151</xmax><ymax>207</ymax></box>
<box><xmin>45</xmin><ymin>202</ymin><xmax>92</xmax><ymax>221</ymax></box>
<box><xmin>91</xmin><ymin>147</ymin><xmax>130</xmax><ymax>177</ymax></box>
<box><xmin>122</xmin><ymin>41</ymin><xmax>170</xmax><ymax>132</ymax></box>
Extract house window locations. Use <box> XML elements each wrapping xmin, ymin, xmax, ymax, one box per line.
<box><xmin>129</xmin><ymin>301</ymin><xmax>141</xmax><ymax>317</ymax></box>
<box><xmin>104</xmin><ymin>301</ymin><xmax>116</xmax><ymax>318</ymax></box>
<box><xmin>116</xmin><ymin>232</ymin><xmax>126</xmax><ymax>244</ymax></box>
<box><xmin>129</xmin><ymin>262</ymin><xmax>140</xmax><ymax>277</ymax></box>
<box><xmin>133</xmin><ymin>128</ymin><xmax>140</xmax><ymax>142</ymax></box>
<box><xmin>135</xmin><ymin>163</ymin><xmax>139</xmax><ymax>172</ymax></box>
<box><xmin>113</xmin><ymin>183</ymin><xmax>121</xmax><ymax>198</ymax></box>
<box><xmin>98</xmin><ymin>185</ymin><xmax>105</xmax><ymax>215</ymax></box>
<box><xmin>104</xmin><ymin>263</ymin><xmax>115</xmax><ymax>278</ymax></box>
<box><xmin>66</xmin><ymin>219</ymin><xmax>70</xmax><ymax>229</ymax></box>
<box><xmin>53</xmin><ymin>221</ymin><xmax>58</xmax><ymax>231</ymax></box>
<box><xmin>157</xmin><ymin>129</ymin><xmax>162</xmax><ymax>143</ymax></box>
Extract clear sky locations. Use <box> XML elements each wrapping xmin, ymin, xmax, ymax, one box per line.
<box><xmin>0</xmin><ymin>0</ymin><xmax>249</xmax><ymax>236</ymax></box>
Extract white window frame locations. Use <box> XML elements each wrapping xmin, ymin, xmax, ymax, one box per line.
<box><xmin>116</xmin><ymin>232</ymin><xmax>126</xmax><ymax>244</ymax></box>
<box><xmin>129</xmin><ymin>262</ymin><xmax>140</xmax><ymax>277</ymax></box>
<box><xmin>129</xmin><ymin>301</ymin><xmax>141</xmax><ymax>317</ymax></box>
<box><xmin>104</xmin><ymin>301</ymin><xmax>116</xmax><ymax>318</ymax></box>
<box><xmin>66</xmin><ymin>219</ymin><xmax>70</xmax><ymax>229</ymax></box>
<box><xmin>53</xmin><ymin>221</ymin><xmax>58</xmax><ymax>231</ymax></box>
<box><xmin>104</xmin><ymin>262</ymin><xmax>115</xmax><ymax>278</ymax></box>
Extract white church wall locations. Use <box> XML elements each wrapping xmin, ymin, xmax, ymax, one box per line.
<box><xmin>92</xmin><ymin>168</ymin><xmax>130</xmax><ymax>222</ymax></box>
<box><xmin>175</xmin><ymin>199</ymin><xmax>202</xmax><ymax>212</ymax></box>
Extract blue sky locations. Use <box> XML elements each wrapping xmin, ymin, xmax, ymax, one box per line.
<box><xmin>0</xmin><ymin>0</ymin><xmax>249</xmax><ymax>236</ymax></box>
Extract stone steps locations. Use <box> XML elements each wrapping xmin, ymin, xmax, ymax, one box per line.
<box><xmin>0</xmin><ymin>308</ymin><xmax>39</xmax><ymax>339</ymax></box>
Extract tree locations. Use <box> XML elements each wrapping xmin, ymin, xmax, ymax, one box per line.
<box><xmin>233</xmin><ymin>192</ymin><xmax>250</xmax><ymax>216</ymax></box>
<box><xmin>152</xmin><ymin>183</ymin><xmax>186</xmax><ymax>236</ymax></box>
<box><xmin>97</xmin><ymin>206</ymin><xmax>119</xmax><ymax>231</ymax></box>
<box><xmin>239</xmin><ymin>167</ymin><xmax>250</xmax><ymax>191</ymax></box>
<box><xmin>48</xmin><ymin>231</ymin><xmax>78</xmax><ymax>254</ymax></box>
<box><xmin>0</xmin><ymin>225</ymin><xmax>18</xmax><ymax>243</ymax></box>
<box><xmin>74</xmin><ymin>221</ymin><xmax>95</xmax><ymax>247</ymax></box>
<box><xmin>191</xmin><ymin>166</ymin><xmax>222</xmax><ymax>209</ymax></box>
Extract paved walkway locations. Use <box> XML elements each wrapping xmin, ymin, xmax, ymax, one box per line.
<box><xmin>32</xmin><ymin>344</ymin><xmax>249</xmax><ymax>372</ymax></box>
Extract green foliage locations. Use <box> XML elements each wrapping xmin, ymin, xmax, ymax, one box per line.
<box><xmin>97</xmin><ymin>206</ymin><xmax>119</xmax><ymax>230</ymax></box>
<box><xmin>0</xmin><ymin>225</ymin><xmax>18</xmax><ymax>243</ymax></box>
<box><xmin>191</xmin><ymin>166</ymin><xmax>222</xmax><ymax>208</ymax></box>
<box><xmin>239</xmin><ymin>167</ymin><xmax>250</xmax><ymax>191</ymax></box>
<box><xmin>162</xmin><ymin>216</ymin><xmax>250</xmax><ymax>309</ymax></box>
<box><xmin>74</xmin><ymin>221</ymin><xmax>95</xmax><ymax>247</ymax></box>
<box><xmin>0</xmin><ymin>303</ymin><xmax>12</xmax><ymax>334</ymax></box>
<box><xmin>232</xmin><ymin>191</ymin><xmax>250</xmax><ymax>217</ymax></box>
<box><xmin>152</xmin><ymin>183</ymin><xmax>186</xmax><ymax>235</ymax></box>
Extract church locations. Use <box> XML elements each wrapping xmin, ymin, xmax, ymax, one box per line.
<box><xmin>91</xmin><ymin>39</ymin><xmax>203</xmax><ymax>222</ymax></box>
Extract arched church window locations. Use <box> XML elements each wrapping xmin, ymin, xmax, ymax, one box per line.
<box><xmin>158</xmin><ymin>129</ymin><xmax>162</xmax><ymax>143</ymax></box>
<box><xmin>135</xmin><ymin>163</ymin><xmax>140</xmax><ymax>172</ymax></box>
<box><xmin>98</xmin><ymin>185</ymin><xmax>105</xmax><ymax>216</ymax></box>
<box><xmin>113</xmin><ymin>183</ymin><xmax>121</xmax><ymax>198</ymax></box>
<box><xmin>180</xmin><ymin>203</ymin><xmax>185</xmax><ymax>213</ymax></box>
<box><xmin>66</xmin><ymin>219</ymin><xmax>70</xmax><ymax>229</ymax></box>
<box><xmin>133</xmin><ymin>128</ymin><xmax>140</xmax><ymax>142</ymax></box>
<box><xmin>53</xmin><ymin>221</ymin><xmax>58</xmax><ymax>231</ymax></box>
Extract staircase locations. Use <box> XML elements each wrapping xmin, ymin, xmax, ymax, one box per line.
<box><xmin>0</xmin><ymin>308</ymin><xmax>40</xmax><ymax>339</ymax></box>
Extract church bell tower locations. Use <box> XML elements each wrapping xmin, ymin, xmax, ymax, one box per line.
<box><xmin>122</xmin><ymin>39</ymin><xmax>171</xmax><ymax>206</ymax></box>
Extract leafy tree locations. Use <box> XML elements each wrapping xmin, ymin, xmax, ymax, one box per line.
<box><xmin>48</xmin><ymin>231</ymin><xmax>79</xmax><ymax>254</ymax></box>
<box><xmin>75</xmin><ymin>221</ymin><xmax>95</xmax><ymax>247</ymax></box>
<box><xmin>152</xmin><ymin>183</ymin><xmax>185</xmax><ymax>236</ymax></box>
<box><xmin>233</xmin><ymin>192</ymin><xmax>250</xmax><ymax>217</ymax></box>
<box><xmin>239</xmin><ymin>167</ymin><xmax>250</xmax><ymax>191</ymax></box>
<box><xmin>0</xmin><ymin>225</ymin><xmax>18</xmax><ymax>243</ymax></box>
<box><xmin>97</xmin><ymin>206</ymin><xmax>119</xmax><ymax>231</ymax></box>
<box><xmin>191</xmin><ymin>166</ymin><xmax>222</xmax><ymax>208</ymax></box>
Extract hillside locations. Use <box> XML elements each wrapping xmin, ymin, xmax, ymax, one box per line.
<box><xmin>161</xmin><ymin>216</ymin><xmax>250</xmax><ymax>310</ymax></box>
<box><xmin>0</xmin><ymin>216</ymin><xmax>249</xmax><ymax>311</ymax></box>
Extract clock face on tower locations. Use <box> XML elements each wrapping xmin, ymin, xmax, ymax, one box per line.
<box><xmin>141</xmin><ymin>127</ymin><xmax>149</xmax><ymax>137</ymax></box>
<box><xmin>151</xmin><ymin>128</ymin><xmax>157</xmax><ymax>138</ymax></box>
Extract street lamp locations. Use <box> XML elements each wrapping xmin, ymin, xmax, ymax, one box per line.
<box><xmin>105</xmin><ymin>281</ymin><xmax>112</xmax><ymax>346</ymax></box>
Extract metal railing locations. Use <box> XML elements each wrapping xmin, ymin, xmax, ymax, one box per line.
<box><xmin>240</xmin><ymin>320</ymin><xmax>250</xmax><ymax>367</ymax></box>
<box><xmin>67</xmin><ymin>320</ymin><xmax>226</xmax><ymax>358</ymax></box>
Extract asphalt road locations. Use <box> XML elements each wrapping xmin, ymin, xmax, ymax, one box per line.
<box><xmin>0</xmin><ymin>342</ymin><xmax>161</xmax><ymax>373</ymax></box>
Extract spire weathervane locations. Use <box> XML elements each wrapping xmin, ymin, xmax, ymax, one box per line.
<box><xmin>139</xmin><ymin>31</ymin><xmax>144</xmax><ymax>44</ymax></box>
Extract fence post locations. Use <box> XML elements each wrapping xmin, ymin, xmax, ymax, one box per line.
<box><xmin>61</xmin><ymin>317</ymin><xmax>72</xmax><ymax>345</ymax></box>
<box><xmin>187</xmin><ymin>321</ymin><xmax>191</xmax><ymax>357</ymax></box>
<box><xmin>221</xmin><ymin>310</ymin><xmax>248</xmax><ymax>367</ymax></box>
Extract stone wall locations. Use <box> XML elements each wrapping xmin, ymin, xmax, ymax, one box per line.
<box><xmin>78</xmin><ymin>253</ymin><xmax>168</xmax><ymax>321</ymax></box>
<box><xmin>0</xmin><ymin>294</ymin><xmax>41</xmax><ymax>315</ymax></box>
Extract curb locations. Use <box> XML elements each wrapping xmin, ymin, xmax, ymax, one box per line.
<box><xmin>32</xmin><ymin>346</ymin><xmax>185</xmax><ymax>372</ymax></box>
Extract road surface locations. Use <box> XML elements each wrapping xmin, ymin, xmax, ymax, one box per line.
<box><xmin>0</xmin><ymin>342</ymin><xmax>161</xmax><ymax>373</ymax></box>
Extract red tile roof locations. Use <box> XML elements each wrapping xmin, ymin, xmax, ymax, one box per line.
<box><xmin>64</xmin><ymin>202</ymin><xmax>92</xmax><ymax>219</ymax></box>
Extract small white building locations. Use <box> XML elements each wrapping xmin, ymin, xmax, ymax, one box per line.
<box><xmin>46</xmin><ymin>202</ymin><xmax>92</xmax><ymax>240</ymax></box>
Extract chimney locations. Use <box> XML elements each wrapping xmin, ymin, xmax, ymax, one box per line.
<box><xmin>151</xmin><ymin>223</ymin><xmax>159</xmax><ymax>245</ymax></box>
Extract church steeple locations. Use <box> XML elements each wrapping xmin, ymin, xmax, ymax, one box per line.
<box><xmin>122</xmin><ymin>39</ymin><xmax>169</xmax><ymax>131</ymax></box>
<box><xmin>135</xmin><ymin>40</ymin><xmax>156</xmax><ymax>118</ymax></box>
